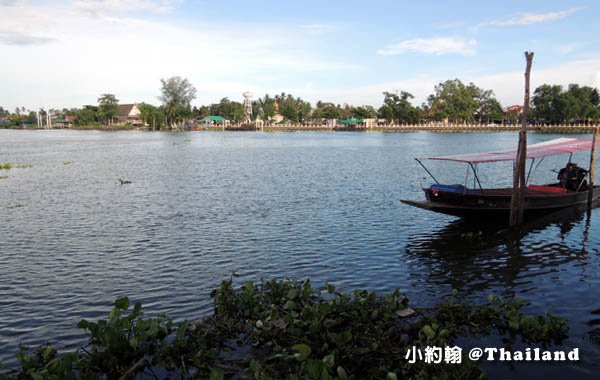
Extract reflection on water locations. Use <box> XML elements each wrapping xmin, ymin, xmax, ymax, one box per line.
<box><xmin>405</xmin><ymin>207</ymin><xmax>588</xmax><ymax>296</ymax></box>
<box><xmin>0</xmin><ymin>130</ymin><xmax>599</xmax><ymax>378</ymax></box>
<box><xmin>405</xmin><ymin>207</ymin><xmax>600</xmax><ymax>379</ymax></box>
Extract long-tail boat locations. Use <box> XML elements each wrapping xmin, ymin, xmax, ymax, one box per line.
<box><xmin>401</xmin><ymin>138</ymin><xmax>600</xmax><ymax>218</ymax></box>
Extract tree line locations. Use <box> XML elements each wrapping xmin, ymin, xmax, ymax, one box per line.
<box><xmin>1</xmin><ymin>78</ymin><xmax>599</xmax><ymax>129</ymax></box>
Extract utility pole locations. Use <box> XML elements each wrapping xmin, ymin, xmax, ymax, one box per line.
<box><xmin>509</xmin><ymin>51</ymin><xmax>534</xmax><ymax>226</ymax></box>
<box><xmin>587</xmin><ymin>127</ymin><xmax>598</xmax><ymax>210</ymax></box>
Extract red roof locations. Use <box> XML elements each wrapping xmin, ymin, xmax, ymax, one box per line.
<box><xmin>506</xmin><ymin>105</ymin><xmax>524</xmax><ymax>113</ymax></box>
<box><xmin>429</xmin><ymin>138</ymin><xmax>594</xmax><ymax>164</ymax></box>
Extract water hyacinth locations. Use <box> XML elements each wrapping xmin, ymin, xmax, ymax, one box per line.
<box><xmin>0</xmin><ymin>278</ymin><xmax>568</xmax><ymax>380</ymax></box>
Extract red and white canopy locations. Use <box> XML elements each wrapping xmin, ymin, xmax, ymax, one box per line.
<box><xmin>429</xmin><ymin>138</ymin><xmax>594</xmax><ymax>164</ymax></box>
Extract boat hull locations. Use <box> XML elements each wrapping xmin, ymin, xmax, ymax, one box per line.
<box><xmin>401</xmin><ymin>186</ymin><xmax>600</xmax><ymax>219</ymax></box>
<box><xmin>225</xmin><ymin>123</ymin><xmax>257</xmax><ymax>131</ymax></box>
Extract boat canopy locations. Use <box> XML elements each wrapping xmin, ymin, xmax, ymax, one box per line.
<box><xmin>428</xmin><ymin>138</ymin><xmax>594</xmax><ymax>164</ymax></box>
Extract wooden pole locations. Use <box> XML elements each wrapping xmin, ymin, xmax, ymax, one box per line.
<box><xmin>509</xmin><ymin>51</ymin><xmax>534</xmax><ymax>226</ymax></box>
<box><xmin>587</xmin><ymin>127</ymin><xmax>598</xmax><ymax>210</ymax></box>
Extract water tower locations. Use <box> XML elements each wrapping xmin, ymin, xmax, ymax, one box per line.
<box><xmin>243</xmin><ymin>91</ymin><xmax>253</xmax><ymax>123</ymax></box>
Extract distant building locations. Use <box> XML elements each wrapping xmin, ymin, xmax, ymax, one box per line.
<box><xmin>506</xmin><ymin>105</ymin><xmax>524</xmax><ymax>114</ymax></box>
<box><xmin>363</xmin><ymin>118</ymin><xmax>376</xmax><ymax>128</ymax></box>
<box><xmin>271</xmin><ymin>113</ymin><xmax>284</xmax><ymax>123</ymax></box>
<box><xmin>505</xmin><ymin>105</ymin><xmax>523</xmax><ymax>124</ymax></box>
<box><xmin>197</xmin><ymin>115</ymin><xmax>228</xmax><ymax>129</ymax></box>
<box><xmin>117</xmin><ymin>103</ymin><xmax>143</xmax><ymax>126</ymax></box>
<box><xmin>53</xmin><ymin>119</ymin><xmax>67</xmax><ymax>128</ymax></box>
<box><xmin>52</xmin><ymin>115</ymin><xmax>76</xmax><ymax>128</ymax></box>
<box><xmin>65</xmin><ymin>115</ymin><xmax>77</xmax><ymax>128</ymax></box>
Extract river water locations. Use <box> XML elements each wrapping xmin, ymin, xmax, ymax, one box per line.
<box><xmin>0</xmin><ymin>130</ymin><xmax>599</xmax><ymax>378</ymax></box>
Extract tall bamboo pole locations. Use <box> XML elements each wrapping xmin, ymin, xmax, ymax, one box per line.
<box><xmin>509</xmin><ymin>51</ymin><xmax>534</xmax><ymax>226</ymax></box>
<box><xmin>587</xmin><ymin>127</ymin><xmax>598</xmax><ymax>210</ymax></box>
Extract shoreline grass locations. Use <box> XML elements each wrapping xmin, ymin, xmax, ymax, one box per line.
<box><xmin>71</xmin><ymin>124</ymin><xmax>137</xmax><ymax>131</ymax></box>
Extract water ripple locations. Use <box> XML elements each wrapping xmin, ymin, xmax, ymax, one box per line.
<box><xmin>1</xmin><ymin>130</ymin><xmax>600</xmax><ymax>378</ymax></box>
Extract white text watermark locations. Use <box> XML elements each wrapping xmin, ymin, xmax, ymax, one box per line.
<box><xmin>405</xmin><ymin>346</ymin><xmax>579</xmax><ymax>364</ymax></box>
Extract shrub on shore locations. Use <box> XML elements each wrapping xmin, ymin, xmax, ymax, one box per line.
<box><xmin>73</xmin><ymin>123</ymin><xmax>136</xmax><ymax>130</ymax></box>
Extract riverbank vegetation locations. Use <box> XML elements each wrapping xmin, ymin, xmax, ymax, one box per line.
<box><xmin>0</xmin><ymin>278</ymin><xmax>568</xmax><ymax>379</ymax></box>
<box><xmin>72</xmin><ymin>123</ymin><xmax>136</xmax><ymax>131</ymax></box>
<box><xmin>1</xmin><ymin>77</ymin><xmax>598</xmax><ymax>130</ymax></box>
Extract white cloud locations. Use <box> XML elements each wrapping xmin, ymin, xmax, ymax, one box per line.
<box><xmin>298</xmin><ymin>23</ymin><xmax>333</xmax><ymax>35</ymax></box>
<box><xmin>308</xmin><ymin>77</ymin><xmax>440</xmax><ymax>108</ymax></box>
<box><xmin>73</xmin><ymin>0</ymin><xmax>179</xmax><ymax>15</ymax></box>
<box><xmin>288</xmin><ymin>58</ymin><xmax>600</xmax><ymax>109</ymax></box>
<box><xmin>0</xmin><ymin>0</ymin><xmax>23</xmax><ymax>5</ymax></box>
<box><xmin>473</xmin><ymin>58</ymin><xmax>600</xmax><ymax>106</ymax></box>
<box><xmin>555</xmin><ymin>43</ymin><xmax>578</xmax><ymax>55</ymax></box>
<box><xmin>431</xmin><ymin>21</ymin><xmax>465</xmax><ymax>30</ymax></box>
<box><xmin>483</xmin><ymin>7</ymin><xmax>583</xmax><ymax>26</ymax></box>
<box><xmin>0</xmin><ymin>1</ymin><xmax>356</xmax><ymax>109</ymax></box>
<box><xmin>1</xmin><ymin>2</ymin><xmax>596</xmax><ymax>111</ymax></box>
<box><xmin>377</xmin><ymin>37</ymin><xmax>477</xmax><ymax>56</ymax></box>
<box><xmin>0</xmin><ymin>31</ymin><xmax>55</xmax><ymax>45</ymax></box>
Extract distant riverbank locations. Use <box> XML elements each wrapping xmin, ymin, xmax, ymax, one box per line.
<box><xmin>3</xmin><ymin>123</ymin><xmax>600</xmax><ymax>134</ymax></box>
<box><xmin>249</xmin><ymin>123</ymin><xmax>600</xmax><ymax>134</ymax></box>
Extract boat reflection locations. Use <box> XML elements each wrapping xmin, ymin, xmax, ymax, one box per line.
<box><xmin>404</xmin><ymin>206</ymin><xmax>593</xmax><ymax>296</ymax></box>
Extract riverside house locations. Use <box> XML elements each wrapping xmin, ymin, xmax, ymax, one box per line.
<box><xmin>117</xmin><ymin>103</ymin><xmax>143</xmax><ymax>126</ymax></box>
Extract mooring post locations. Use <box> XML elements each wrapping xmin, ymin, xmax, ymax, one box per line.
<box><xmin>509</xmin><ymin>51</ymin><xmax>534</xmax><ymax>226</ymax></box>
<box><xmin>587</xmin><ymin>127</ymin><xmax>598</xmax><ymax>210</ymax></box>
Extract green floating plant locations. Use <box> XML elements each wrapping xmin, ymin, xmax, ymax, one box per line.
<box><xmin>1</xmin><ymin>280</ymin><xmax>569</xmax><ymax>380</ymax></box>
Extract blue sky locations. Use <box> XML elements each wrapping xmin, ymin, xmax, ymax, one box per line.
<box><xmin>1</xmin><ymin>0</ymin><xmax>599</xmax><ymax>110</ymax></box>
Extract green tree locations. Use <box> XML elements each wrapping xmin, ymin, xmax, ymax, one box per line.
<box><xmin>264</xmin><ymin>94</ymin><xmax>312</xmax><ymax>123</ymax></box>
<box><xmin>97</xmin><ymin>94</ymin><xmax>119</xmax><ymax>125</ymax></box>
<box><xmin>350</xmin><ymin>106</ymin><xmax>376</xmax><ymax>119</ymax></box>
<box><xmin>139</xmin><ymin>103</ymin><xmax>166</xmax><ymax>130</ymax></box>
<box><xmin>426</xmin><ymin>79</ymin><xmax>480</xmax><ymax>122</ymax></box>
<box><xmin>313</xmin><ymin>103</ymin><xmax>341</xmax><ymax>120</ymax></box>
<box><xmin>298</xmin><ymin>101</ymin><xmax>312</xmax><ymax>122</ymax></box>
<box><xmin>378</xmin><ymin>91</ymin><xmax>419</xmax><ymax>123</ymax></box>
<box><xmin>530</xmin><ymin>84</ymin><xmax>599</xmax><ymax>124</ymax></box>
<box><xmin>258</xmin><ymin>94</ymin><xmax>277</xmax><ymax>121</ymax></box>
<box><xmin>280</xmin><ymin>97</ymin><xmax>299</xmax><ymax>122</ymax></box>
<box><xmin>159</xmin><ymin>76</ymin><xmax>197</xmax><ymax>124</ymax></box>
<box><xmin>74</xmin><ymin>106</ymin><xmax>98</xmax><ymax>125</ymax></box>
<box><xmin>25</xmin><ymin>111</ymin><xmax>37</xmax><ymax>125</ymax></box>
<box><xmin>210</xmin><ymin>98</ymin><xmax>244</xmax><ymax>122</ymax></box>
<box><xmin>475</xmin><ymin>90</ymin><xmax>504</xmax><ymax>123</ymax></box>
<box><xmin>194</xmin><ymin>105</ymin><xmax>210</xmax><ymax>118</ymax></box>
<box><xmin>555</xmin><ymin>91</ymin><xmax>579</xmax><ymax>123</ymax></box>
<box><xmin>565</xmin><ymin>84</ymin><xmax>600</xmax><ymax>121</ymax></box>
<box><xmin>276</xmin><ymin>94</ymin><xmax>306</xmax><ymax>122</ymax></box>
<box><xmin>532</xmin><ymin>84</ymin><xmax>563</xmax><ymax>123</ymax></box>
